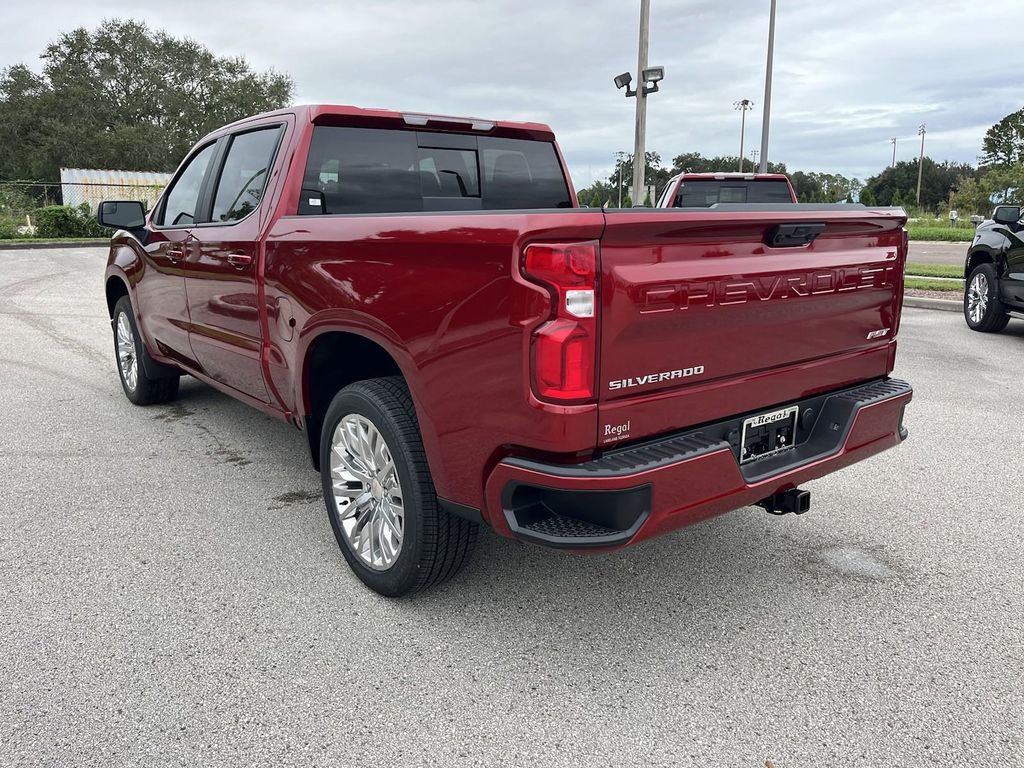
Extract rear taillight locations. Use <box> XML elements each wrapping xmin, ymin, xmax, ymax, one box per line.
<box><xmin>522</xmin><ymin>242</ymin><xmax>598</xmax><ymax>402</ymax></box>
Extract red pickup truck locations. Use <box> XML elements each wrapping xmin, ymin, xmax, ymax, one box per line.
<box><xmin>99</xmin><ymin>104</ymin><xmax>912</xmax><ymax>596</ymax></box>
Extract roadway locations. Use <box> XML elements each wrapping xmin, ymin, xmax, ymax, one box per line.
<box><xmin>909</xmin><ymin>240</ymin><xmax>968</xmax><ymax>267</ymax></box>
<box><xmin>1</xmin><ymin>246</ymin><xmax>1021</xmax><ymax>767</ymax></box>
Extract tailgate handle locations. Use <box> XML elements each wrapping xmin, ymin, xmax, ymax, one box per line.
<box><xmin>764</xmin><ymin>222</ymin><xmax>826</xmax><ymax>248</ymax></box>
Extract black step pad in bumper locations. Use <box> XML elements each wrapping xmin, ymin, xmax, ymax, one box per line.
<box><xmin>500</xmin><ymin>378</ymin><xmax>912</xmax><ymax>548</ymax></box>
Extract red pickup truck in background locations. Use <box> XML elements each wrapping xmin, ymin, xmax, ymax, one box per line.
<box><xmin>99</xmin><ymin>104</ymin><xmax>912</xmax><ymax>596</ymax></box>
<box><xmin>657</xmin><ymin>172</ymin><xmax>798</xmax><ymax>207</ymax></box>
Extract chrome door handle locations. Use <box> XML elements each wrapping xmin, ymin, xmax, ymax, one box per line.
<box><xmin>226</xmin><ymin>252</ymin><xmax>253</xmax><ymax>268</ymax></box>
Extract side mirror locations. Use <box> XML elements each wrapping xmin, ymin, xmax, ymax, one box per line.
<box><xmin>991</xmin><ymin>205</ymin><xmax>1021</xmax><ymax>226</ymax></box>
<box><xmin>97</xmin><ymin>200</ymin><xmax>146</xmax><ymax>230</ymax></box>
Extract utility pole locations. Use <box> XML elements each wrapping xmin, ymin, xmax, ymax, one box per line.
<box><xmin>734</xmin><ymin>99</ymin><xmax>754</xmax><ymax>172</ymax></box>
<box><xmin>617</xmin><ymin>162</ymin><xmax>622</xmax><ymax>208</ymax></box>
<box><xmin>916</xmin><ymin>124</ymin><xmax>926</xmax><ymax>205</ymax></box>
<box><xmin>758</xmin><ymin>0</ymin><xmax>777</xmax><ymax>174</ymax></box>
<box><xmin>890</xmin><ymin>137</ymin><xmax>897</xmax><ymax>167</ymax></box>
<box><xmin>613</xmin><ymin>1</ymin><xmax>663</xmax><ymax>206</ymax></box>
<box><xmin>631</xmin><ymin>0</ymin><xmax>651</xmax><ymax>205</ymax></box>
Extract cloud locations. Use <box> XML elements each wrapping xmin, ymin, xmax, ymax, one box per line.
<box><xmin>3</xmin><ymin>0</ymin><xmax>1021</xmax><ymax>188</ymax></box>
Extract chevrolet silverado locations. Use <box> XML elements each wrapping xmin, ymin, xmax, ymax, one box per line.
<box><xmin>98</xmin><ymin>104</ymin><xmax>913</xmax><ymax>596</ymax></box>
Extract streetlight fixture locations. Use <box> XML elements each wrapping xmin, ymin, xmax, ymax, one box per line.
<box><xmin>613</xmin><ymin>0</ymin><xmax>664</xmax><ymax>206</ymax></box>
<box><xmin>734</xmin><ymin>99</ymin><xmax>754</xmax><ymax>172</ymax></box>
<box><xmin>641</xmin><ymin>66</ymin><xmax>664</xmax><ymax>87</ymax></box>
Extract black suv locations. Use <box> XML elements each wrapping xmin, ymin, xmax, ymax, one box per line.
<box><xmin>963</xmin><ymin>205</ymin><xmax>1024</xmax><ymax>332</ymax></box>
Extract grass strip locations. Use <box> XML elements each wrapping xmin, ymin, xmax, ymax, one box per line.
<box><xmin>907</xmin><ymin>227</ymin><xmax>976</xmax><ymax>242</ymax></box>
<box><xmin>906</xmin><ymin>277</ymin><xmax>962</xmax><ymax>292</ymax></box>
<box><xmin>905</xmin><ymin>262</ymin><xmax>962</xmax><ymax>278</ymax></box>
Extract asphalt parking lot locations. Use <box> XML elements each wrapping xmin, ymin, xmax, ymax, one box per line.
<box><xmin>908</xmin><ymin>240</ymin><xmax>968</xmax><ymax>267</ymax></box>
<box><xmin>1</xmin><ymin>246</ymin><xmax>1022</xmax><ymax>767</ymax></box>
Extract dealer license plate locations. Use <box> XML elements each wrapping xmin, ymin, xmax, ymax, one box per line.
<box><xmin>740</xmin><ymin>406</ymin><xmax>798</xmax><ymax>464</ymax></box>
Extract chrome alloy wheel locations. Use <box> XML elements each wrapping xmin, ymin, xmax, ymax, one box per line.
<box><xmin>967</xmin><ymin>272</ymin><xmax>989</xmax><ymax>324</ymax></box>
<box><xmin>329</xmin><ymin>414</ymin><xmax>404</xmax><ymax>571</ymax></box>
<box><xmin>116</xmin><ymin>312</ymin><xmax>138</xmax><ymax>392</ymax></box>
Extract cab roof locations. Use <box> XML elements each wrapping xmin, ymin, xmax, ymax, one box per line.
<box><xmin>208</xmin><ymin>103</ymin><xmax>556</xmax><ymax>143</ymax></box>
<box><xmin>674</xmin><ymin>172</ymin><xmax>791</xmax><ymax>182</ymax></box>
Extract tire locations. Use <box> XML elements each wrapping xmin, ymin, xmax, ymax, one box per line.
<box><xmin>319</xmin><ymin>377</ymin><xmax>478</xmax><ymax>597</ymax></box>
<box><xmin>112</xmin><ymin>296</ymin><xmax>180</xmax><ymax>405</ymax></box>
<box><xmin>964</xmin><ymin>263</ymin><xmax>1010</xmax><ymax>333</ymax></box>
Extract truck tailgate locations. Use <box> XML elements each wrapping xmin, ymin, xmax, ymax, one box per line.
<box><xmin>596</xmin><ymin>207</ymin><xmax>907</xmax><ymax>446</ymax></box>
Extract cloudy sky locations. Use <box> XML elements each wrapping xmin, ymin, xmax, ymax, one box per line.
<box><xmin>3</xmin><ymin>0</ymin><xmax>1022</xmax><ymax>189</ymax></box>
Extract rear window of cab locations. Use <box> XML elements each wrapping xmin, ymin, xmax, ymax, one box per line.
<box><xmin>298</xmin><ymin>126</ymin><xmax>572</xmax><ymax>214</ymax></box>
<box><xmin>676</xmin><ymin>180</ymin><xmax>793</xmax><ymax>207</ymax></box>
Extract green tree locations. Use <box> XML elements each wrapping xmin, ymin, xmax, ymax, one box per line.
<box><xmin>575</xmin><ymin>180</ymin><xmax>615</xmax><ymax>207</ymax></box>
<box><xmin>983</xmin><ymin>165</ymin><xmax>1024</xmax><ymax>205</ymax></box>
<box><xmin>981</xmin><ymin>108</ymin><xmax>1024</xmax><ymax>167</ymax></box>
<box><xmin>790</xmin><ymin>171</ymin><xmax>822</xmax><ymax>202</ymax></box>
<box><xmin>670</xmin><ymin>152</ymin><xmax>786</xmax><ymax>175</ymax></box>
<box><xmin>0</xmin><ymin>19</ymin><xmax>294</xmax><ymax>181</ymax></box>
<box><xmin>606</xmin><ymin>151</ymin><xmax>672</xmax><ymax>202</ymax></box>
<box><xmin>858</xmin><ymin>186</ymin><xmax>877</xmax><ymax>206</ymax></box>
<box><xmin>952</xmin><ymin>175</ymin><xmax>992</xmax><ymax>216</ymax></box>
<box><xmin>861</xmin><ymin>158</ymin><xmax>976</xmax><ymax>210</ymax></box>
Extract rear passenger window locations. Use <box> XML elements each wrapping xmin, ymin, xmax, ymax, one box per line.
<box><xmin>211</xmin><ymin>126</ymin><xmax>282</xmax><ymax>223</ymax></box>
<box><xmin>301</xmin><ymin>127</ymin><xmax>419</xmax><ymax>214</ymax></box>
<box><xmin>298</xmin><ymin>127</ymin><xmax>571</xmax><ymax>214</ymax></box>
<box><xmin>479</xmin><ymin>137</ymin><xmax>571</xmax><ymax>210</ymax></box>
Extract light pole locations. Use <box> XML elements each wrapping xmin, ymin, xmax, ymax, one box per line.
<box><xmin>614</xmin><ymin>0</ymin><xmax>664</xmax><ymax>206</ymax></box>
<box><xmin>916</xmin><ymin>124</ymin><xmax>927</xmax><ymax>205</ymax></box>
<box><xmin>617</xmin><ymin>160</ymin><xmax>623</xmax><ymax>208</ymax></box>
<box><xmin>734</xmin><ymin>99</ymin><xmax>754</xmax><ymax>172</ymax></box>
<box><xmin>890</xmin><ymin>137</ymin><xmax>897</xmax><ymax>167</ymax></box>
<box><xmin>758</xmin><ymin>0</ymin><xmax>777</xmax><ymax>174</ymax></box>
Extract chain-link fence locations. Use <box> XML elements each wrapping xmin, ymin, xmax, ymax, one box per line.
<box><xmin>1</xmin><ymin>180</ymin><xmax>167</xmax><ymax>215</ymax></box>
<box><xmin>1</xmin><ymin>178</ymin><xmax>168</xmax><ymax>237</ymax></box>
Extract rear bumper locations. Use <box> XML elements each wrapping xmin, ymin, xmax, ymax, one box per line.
<box><xmin>484</xmin><ymin>378</ymin><xmax>912</xmax><ymax>549</ymax></box>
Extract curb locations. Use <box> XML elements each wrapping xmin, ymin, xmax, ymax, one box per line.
<box><xmin>904</xmin><ymin>296</ymin><xmax>961</xmax><ymax>313</ymax></box>
<box><xmin>0</xmin><ymin>240</ymin><xmax>108</xmax><ymax>250</ymax></box>
<box><xmin>906</xmin><ymin>275</ymin><xmax>962</xmax><ymax>283</ymax></box>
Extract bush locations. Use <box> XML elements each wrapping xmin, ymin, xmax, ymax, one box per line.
<box><xmin>32</xmin><ymin>204</ymin><xmax>106</xmax><ymax>239</ymax></box>
<box><xmin>906</xmin><ymin>226</ymin><xmax>976</xmax><ymax>242</ymax></box>
<box><xmin>0</xmin><ymin>218</ymin><xmax>18</xmax><ymax>239</ymax></box>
